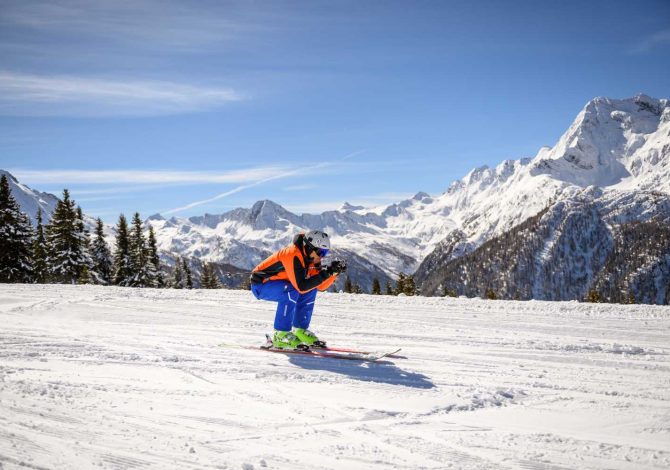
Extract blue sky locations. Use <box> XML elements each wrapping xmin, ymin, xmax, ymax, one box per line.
<box><xmin>1</xmin><ymin>0</ymin><xmax>669</xmax><ymax>222</ymax></box>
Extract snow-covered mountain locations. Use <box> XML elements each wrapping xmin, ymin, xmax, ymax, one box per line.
<box><xmin>3</xmin><ymin>94</ymin><xmax>669</xmax><ymax>296</ymax></box>
<box><xmin>0</xmin><ymin>169</ymin><xmax>106</xmax><ymax>239</ymax></box>
<box><xmin>412</xmin><ymin>95</ymin><xmax>670</xmax><ymax>301</ymax></box>
<box><xmin>0</xmin><ymin>170</ymin><xmax>59</xmax><ymax>226</ymax></box>
<box><xmin>145</xmin><ymin>201</ymin><xmax>410</xmax><ymax>289</ymax></box>
<box><xmin>406</xmin><ymin>94</ymin><xmax>669</xmax><ymax>256</ymax></box>
<box><xmin>144</xmin><ymin>94</ymin><xmax>669</xmax><ymax>288</ymax></box>
<box><xmin>417</xmin><ymin>188</ymin><xmax>670</xmax><ymax>303</ymax></box>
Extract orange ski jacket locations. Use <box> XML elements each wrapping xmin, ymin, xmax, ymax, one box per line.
<box><xmin>250</xmin><ymin>233</ymin><xmax>337</xmax><ymax>294</ymax></box>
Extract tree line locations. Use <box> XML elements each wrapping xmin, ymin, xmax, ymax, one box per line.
<box><xmin>0</xmin><ymin>176</ymin><xmax>222</xmax><ymax>289</ymax></box>
<box><xmin>2</xmin><ymin>175</ymin><xmax>423</xmax><ymax>295</ymax></box>
<box><xmin>342</xmin><ymin>272</ymin><xmax>418</xmax><ymax>296</ymax></box>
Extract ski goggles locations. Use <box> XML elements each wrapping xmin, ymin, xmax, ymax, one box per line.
<box><xmin>316</xmin><ymin>248</ymin><xmax>329</xmax><ymax>257</ymax></box>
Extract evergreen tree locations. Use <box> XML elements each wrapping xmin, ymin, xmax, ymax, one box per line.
<box><xmin>147</xmin><ymin>226</ymin><xmax>163</xmax><ymax>287</ymax></box>
<box><xmin>344</xmin><ymin>276</ymin><xmax>353</xmax><ymax>293</ymax></box>
<box><xmin>172</xmin><ymin>257</ymin><xmax>184</xmax><ymax>289</ymax></box>
<box><xmin>128</xmin><ymin>212</ymin><xmax>152</xmax><ymax>287</ymax></box>
<box><xmin>239</xmin><ymin>276</ymin><xmax>251</xmax><ymax>291</ymax></box>
<box><xmin>78</xmin><ymin>265</ymin><xmax>93</xmax><ymax>285</ymax></box>
<box><xmin>75</xmin><ymin>206</ymin><xmax>94</xmax><ymax>283</ymax></box>
<box><xmin>32</xmin><ymin>209</ymin><xmax>48</xmax><ymax>283</ymax></box>
<box><xmin>90</xmin><ymin>218</ymin><xmax>112</xmax><ymax>285</ymax></box>
<box><xmin>395</xmin><ymin>273</ymin><xmax>407</xmax><ymax>295</ymax></box>
<box><xmin>403</xmin><ymin>275</ymin><xmax>417</xmax><ymax>296</ymax></box>
<box><xmin>0</xmin><ymin>174</ymin><xmax>34</xmax><ymax>283</ymax></box>
<box><xmin>442</xmin><ymin>285</ymin><xmax>457</xmax><ymax>297</ymax></box>
<box><xmin>46</xmin><ymin>190</ymin><xmax>86</xmax><ymax>284</ymax></box>
<box><xmin>183</xmin><ymin>258</ymin><xmax>193</xmax><ymax>289</ymax></box>
<box><xmin>200</xmin><ymin>262</ymin><xmax>220</xmax><ymax>289</ymax></box>
<box><xmin>200</xmin><ymin>262</ymin><xmax>212</xmax><ymax>289</ymax></box>
<box><xmin>385</xmin><ymin>280</ymin><xmax>395</xmax><ymax>295</ymax></box>
<box><xmin>112</xmin><ymin>214</ymin><xmax>132</xmax><ymax>286</ymax></box>
<box><xmin>586</xmin><ymin>289</ymin><xmax>601</xmax><ymax>303</ymax></box>
<box><xmin>371</xmin><ymin>278</ymin><xmax>381</xmax><ymax>295</ymax></box>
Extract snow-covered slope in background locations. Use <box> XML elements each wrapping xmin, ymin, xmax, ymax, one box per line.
<box><xmin>0</xmin><ymin>170</ymin><xmax>108</xmax><ymax>238</ymax></box>
<box><xmin>530</xmin><ymin>95</ymin><xmax>669</xmax><ymax>189</ymax></box>
<box><xmin>1</xmin><ymin>285</ymin><xmax>669</xmax><ymax>469</ymax></box>
<box><xmin>411</xmin><ymin>95</ymin><xmax>669</xmax><ymax>253</ymax></box>
<box><xmin>0</xmin><ymin>170</ymin><xmax>59</xmax><ymax>225</ymax></box>
<box><xmin>417</xmin><ymin>188</ymin><xmax>670</xmax><ymax>301</ymax></box>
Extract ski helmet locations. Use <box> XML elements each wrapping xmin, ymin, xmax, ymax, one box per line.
<box><xmin>304</xmin><ymin>230</ymin><xmax>331</xmax><ymax>256</ymax></box>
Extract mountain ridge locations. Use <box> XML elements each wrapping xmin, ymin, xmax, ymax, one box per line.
<box><xmin>3</xmin><ymin>94</ymin><xmax>669</xmax><ymax>296</ymax></box>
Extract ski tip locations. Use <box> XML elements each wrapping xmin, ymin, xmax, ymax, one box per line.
<box><xmin>371</xmin><ymin>348</ymin><xmax>403</xmax><ymax>361</ymax></box>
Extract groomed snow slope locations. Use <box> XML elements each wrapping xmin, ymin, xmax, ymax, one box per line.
<box><xmin>1</xmin><ymin>285</ymin><xmax>669</xmax><ymax>470</ymax></box>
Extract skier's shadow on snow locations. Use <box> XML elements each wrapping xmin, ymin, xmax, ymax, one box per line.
<box><xmin>287</xmin><ymin>356</ymin><xmax>435</xmax><ymax>389</ymax></box>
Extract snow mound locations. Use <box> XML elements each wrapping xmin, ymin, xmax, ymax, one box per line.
<box><xmin>423</xmin><ymin>388</ymin><xmax>526</xmax><ymax>415</ymax></box>
<box><xmin>526</xmin><ymin>340</ymin><xmax>662</xmax><ymax>356</ymax></box>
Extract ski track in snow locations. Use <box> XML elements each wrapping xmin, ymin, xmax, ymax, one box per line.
<box><xmin>0</xmin><ymin>285</ymin><xmax>669</xmax><ymax>470</ymax></box>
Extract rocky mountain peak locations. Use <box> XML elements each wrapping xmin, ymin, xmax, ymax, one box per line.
<box><xmin>412</xmin><ymin>191</ymin><xmax>430</xmax><ymax>201</ymax></box>
<box><xmin>248</xmin><ymin>199</ymin><xmax>299</xmax><ymax>230</ymax></box>
<box><xmin>341</xmin><ymin>202</ymin><xmax>364</xmax><ymax>211</ymax></box>
<box><xmin>527</xmin><ymin>94</ymin><xmax>669</xmax><ymax>188</ymax></box>
<box><xmin>146</xmin><ymin>213</ymin><xmax>165</xmax><ymax>221</ymax></box>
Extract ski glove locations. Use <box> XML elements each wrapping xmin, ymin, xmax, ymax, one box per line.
<box><xmin>326</xmin><ymin>259</ymin><xmax>347</xmax><ymax>275</ymax></box>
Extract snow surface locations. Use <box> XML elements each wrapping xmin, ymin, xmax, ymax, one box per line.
<box><xmin>1</xmin><ymin>284</ymin><xmax>669</xmax><ymax>469</ymax></box>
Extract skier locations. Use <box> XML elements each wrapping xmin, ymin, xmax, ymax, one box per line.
<box><xmin>250</xmin><ymin>230</ymin><xmax>347</xmax><ymax>349</ymax></box>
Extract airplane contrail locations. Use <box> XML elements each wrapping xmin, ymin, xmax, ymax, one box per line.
<box><xmin>162</xmin><ymin>150</ymin><xmax>365</xmax><ymax>215</ymax></box>
<box><xmin>162</xmin><ymin>162</ymin><xmax>332</xmax><ymax>215</ymax></box>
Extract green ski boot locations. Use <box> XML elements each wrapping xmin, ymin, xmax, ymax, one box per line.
<box><xmin>272</xmin><ymin>330</ymin><xmax>306</xmax><ymax>350</ymax></box>
<box><xmin>293</xmin><ymin>328</ymin><xmax>325</xmax><ymax>348</ymax></box>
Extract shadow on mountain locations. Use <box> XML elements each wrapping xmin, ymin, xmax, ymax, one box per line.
<box><xmin>288</xmin><ymin>356</ymin><xmax>435</xmax><ymax>389</ymax></box>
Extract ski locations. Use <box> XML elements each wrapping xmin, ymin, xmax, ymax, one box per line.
<box><xmin>218</xmin><ymin>340</ymin><xmax>401</xmax><ymax>363</ymax></box>
<box><xmin>259</xmin><ymin>344</ymin><xmax>401</xmax><ymax>362</ymax></box>
<box><xmin>260</xmin><ymin>333</ymin><xmax>403</xmax><ymax>361</ymax></box>
<box><xmin>313</xmin><ymin>345</ymin><xmax>405</xmax><ymax>359</ymax></box>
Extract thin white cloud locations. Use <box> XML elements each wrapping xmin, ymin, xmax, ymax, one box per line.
<box><xmin>163</xmin><ymin>163</ymin><xmax>333</xmax><ymax>215</ymax></box>
<box><xmin>10</xmin><ymin>168</ymin><xmax>281</xmax><ymax>185</ymax></box>
<box><xmin>283</xmin><ymin>201</ymin><xmax>345</xmax><ymax>214</ymax></box>
<box><xmin>1</xmin><ymin>0</ymin><xmax>256</xmax><ymax>50</ymax></box>
<box><xmin>284</xmin><ymin>192</ymin><xmax>417</xmax><ymax>215</ymax></box>
<box><xmin>627</xmin><ymin>28</ymin><xmax>670</xmax><ymax>54</ymax></box>
<box><xmin>74</xmin><ymin>195</ymin><xmax>133</xmax><ymax>203</ymax></box>
<box><xmin>341</xmin><ymin>149</ymin><xmax>367</xmax><ymax>161</ymax></box>
<box><xmin>0</xmin><ymin>72</ymin><xmax>243</xmax><ymax>116</ymax></box>
<box><xmin>364</xmin><ymin>192</ymin><xmax>418</xmax><ymax>202</ymax></box>
<box><xmin>162</xmin><ymin>150</ymin><xmax>366</xmax><ymax>215</ymax></box>
<box><xmin>67</xmin><ymin>185</ymin><xmax>175</xmax><ymax>196</ymax></box>
<box><xmin>81</xmin><ymin>209</ymin><xmax>124</xmax><ymax>218</ymax></box>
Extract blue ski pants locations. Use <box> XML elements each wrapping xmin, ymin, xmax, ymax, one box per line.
<box><xmin>251</xmin><ymin>280</ymin><xmax>317</xmax><ymax>331</ymax></box>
